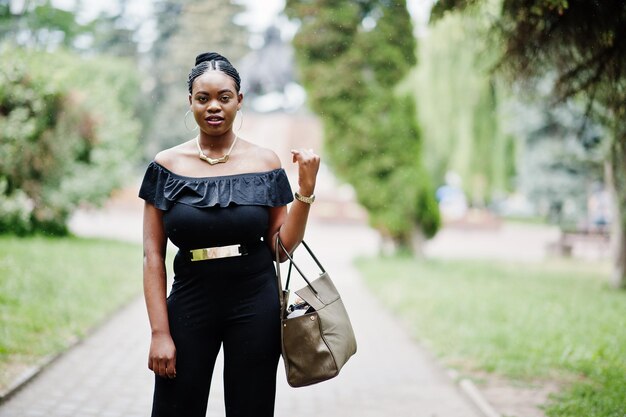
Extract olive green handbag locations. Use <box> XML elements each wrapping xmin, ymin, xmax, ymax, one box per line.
<box><xmin>275</xmin><ymin>236</ymin><xmax>357</xmax><ymax>387</ymax></box>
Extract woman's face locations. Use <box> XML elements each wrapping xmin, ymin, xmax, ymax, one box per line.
<box><xmin>188</xmin><ymin>71</ymin><xmax>242</xmax><ymax>136</ymax></box>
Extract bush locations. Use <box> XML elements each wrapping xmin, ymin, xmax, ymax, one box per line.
<box><xmin>0</xmin><ymin>179</ymin><xmax>32</xmax><ymax>235</ymax></box>
<box><xmin>0</xmin><ymin>46</ymin><xmax>141</xmax><ymax>234</ymax></box>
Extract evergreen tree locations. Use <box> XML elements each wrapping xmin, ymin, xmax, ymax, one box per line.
<box><xmin>286</xmin><ymin>0</ymin><xmax>440</xmax><ymax>250</ymax></box>
<box><xmin>506</xmin><ymin>90</ymin><xmax>607</xmax><ymax>228</ymax></box>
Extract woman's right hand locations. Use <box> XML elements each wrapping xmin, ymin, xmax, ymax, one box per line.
<box><xmin>148</xmin><ymin>331</ymin><xmax>177</xmax><ymax>379</ymax></box>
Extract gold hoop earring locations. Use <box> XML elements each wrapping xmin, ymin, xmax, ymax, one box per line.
<box><xmin>184</xmin><ymin>110</ymin><xmax>198</xmax><ymax>132</ymax></box>
<box><xmin>236</xmin><ymin>109</ymin><xmax>244</xmax><ymax>132</ymax></box>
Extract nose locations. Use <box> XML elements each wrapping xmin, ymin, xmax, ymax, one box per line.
<box><xmin>207</xmin><ymin>98</ymin><xmax>221</xmax><ymax>112</ymax></box>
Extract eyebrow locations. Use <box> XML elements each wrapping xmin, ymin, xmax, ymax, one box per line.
<box><xmin>195</xmin><ymin>89</ymin><xmax>235</xmax><ymax>95</ymax></box>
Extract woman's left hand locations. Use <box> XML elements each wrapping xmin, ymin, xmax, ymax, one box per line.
<box><xmin>291</xmin><ymin>148</ymin><xmax>320</xmax><ymax>195</ymax></box>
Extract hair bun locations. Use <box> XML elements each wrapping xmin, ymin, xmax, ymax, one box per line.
<box><xmin>195</xmin><ymin>52</ymin><xmax>230</xmax><ymax>66</ymax></box>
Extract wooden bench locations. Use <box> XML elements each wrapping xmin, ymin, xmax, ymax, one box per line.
<box><xmin>549</xmin><ymin>229</ymin><xmax>611</xmax><ymax>257</ymax></box>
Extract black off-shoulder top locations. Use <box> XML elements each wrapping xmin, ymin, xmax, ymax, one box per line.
<box><xmin>138</xmin><ymin>161</ymin><xmax>294</xmax><ymax>210</ymax></box>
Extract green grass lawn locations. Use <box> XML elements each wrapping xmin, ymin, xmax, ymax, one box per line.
<box><xmin>357</xmin><ymin>256</ymin><xmax>626</xmax><ymax>417</ymax></box>
<box><xmin>0</xmin><ymin>236</ymin><xmax>143</xmax><ymax>391</ymax></box>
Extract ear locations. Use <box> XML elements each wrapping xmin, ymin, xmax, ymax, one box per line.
<box><xmin>188</xmin><ymin>94</ymin><xmax>192</xmax><ymax>106</ymax></box>
<box><xmin>237</xmin><ymin>92</ymin><xmax>244</xmax><ymax>110</ymax></box>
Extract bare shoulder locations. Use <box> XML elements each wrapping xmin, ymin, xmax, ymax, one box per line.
<box><xmin>153</xmin><ymin>149</ymin><xmax>175</xmax><ymax>168</ymax></box>
<box><xmin>257</xmin><ymin>146</ymin><xmax>282</xmax><ymax>170</ymax></box>
<box><xmin>238</xmin><ymin>140</ymin><xmax>282</xmax><ymax>171</ymax></box>
<box><xmin>153</xmin><ymin>141</ymin><xmax>194</xmax><ymax>169</ymax></box>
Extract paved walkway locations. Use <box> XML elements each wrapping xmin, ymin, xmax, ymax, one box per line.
<box><xmin>0</xmin><ymin>209</ymin><xmax>483</xmax><ymax>416</ymax></box>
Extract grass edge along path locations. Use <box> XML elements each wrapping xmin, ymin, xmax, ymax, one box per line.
<box><xmin>0</xmin><ymin>236</ymin><xmax>144</xmax><ymax>394</ymax></box>
<box><xmin>357</xmin><ymin>256</ymin><xmax>626</xmax><ymax>417</ymax></box>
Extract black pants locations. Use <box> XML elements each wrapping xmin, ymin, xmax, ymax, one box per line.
<box><xmin>151</xmin><ymin>248</ymin><xmax>281</xmax><ymax>417</ymax></box>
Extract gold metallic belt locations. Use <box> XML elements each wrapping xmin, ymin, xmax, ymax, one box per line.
<box><xmin>189</xmin><ymin>244</ymin><xmax>248</xmax><ymax>261</ymax></box>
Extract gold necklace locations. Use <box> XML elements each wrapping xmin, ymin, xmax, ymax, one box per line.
<box><xmin>196</xmin><ymin>135</ymin><xmax>239</xmax><ymax>165</ymax></box>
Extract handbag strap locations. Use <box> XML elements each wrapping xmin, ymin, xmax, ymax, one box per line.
<box><xmin>275</xmin><ymin>235</ymin><xmax>324</xmax><ymax>305</ymax></box>
<box><xmin>286</xmin><ymin>258</ymin><xmax>293</xmax><ymax>291</ymax></box>
<box><xmin>275</xmin><ymin>234</ymin><xmax>286</xmax><ymax>310</ymax></box>
<box><xmin>296</xmin><ymin>240</ymin><xmax>327</xmax><ymax>274</ymax></box>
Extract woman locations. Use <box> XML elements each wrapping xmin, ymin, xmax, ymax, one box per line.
<box><xmin>139</xmin><ymin>52</ymin><xmax>319</xmax><ymax>417</ymax></box>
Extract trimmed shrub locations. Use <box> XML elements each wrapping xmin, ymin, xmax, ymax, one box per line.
<box><xmin>0</xmin><ymin>46</ymin><xmax>141</xmax><ymax>234</ymax></box>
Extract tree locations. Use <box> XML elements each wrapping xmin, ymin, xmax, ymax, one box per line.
<box><xmin>409</xmin><ymin>11</ymin><xmax>515</xmax><ymax>204</ymax></box>
<box><xmin>286</xmin><ymin>0</ymin><xmax>440</xmax><ymax>251</ymax></box>
<box><xmin>0</xmin><ymin>0</ymin><xmax>90</xmax><ymax>49</ymax></box>
<box><xmin>433</xmin><ymin>0</ymin><xmax>626</xmax><ymax>288</ymax></box>
<box><xmin>0</xmin><ymin>0</ymin><xmax>145</xmax><ymax>57</ymax></box>
<box><xmin>505</xmin><ymin>88</ymin><xmax>607</xmax><ymax>228</ymax></box>
<box><xmin>88</xmin><ymin>7</ymin><xmax>140</xmax><ymax>58</ymax></box>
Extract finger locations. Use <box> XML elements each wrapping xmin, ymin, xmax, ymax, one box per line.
<box><xmin>297</xmin><ymin>148</ymin><xmax>315</xmax><ymax>157</ymax></box>
<box><xmin>292</xmin><ymin>149</ymin><xmax>315</xmax><ymax>156</ymax></box>
<box><xmin>157</xmin><ymin>359</ymin><xmax>167</xmax><ymax>378</ymax></box>
<box><xmin>166</xmin><ymin>356</ymin><xmax>177</xmax><ymax>379</ymax></box>
<box><xmin>291</xmin><ymin>149</ymin><xmax>314</xmax><ymax>161</ymax></box>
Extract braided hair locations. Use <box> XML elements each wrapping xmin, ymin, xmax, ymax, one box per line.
<box><xmin>188</xmin><ymin>52</ymin><xmax>241</xmax><ymax>94</ymax></box>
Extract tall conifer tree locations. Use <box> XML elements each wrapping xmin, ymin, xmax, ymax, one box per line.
<box><xmin>286</xmin><ymin>0</ymin><xmax>440</xmax><ymax>250</ymax></box>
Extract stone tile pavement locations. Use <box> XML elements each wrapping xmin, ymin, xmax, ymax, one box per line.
<box><xmin>0</xmin><ymin>211</ymin><xmax>484</xmax><ymax>417</ymax></box>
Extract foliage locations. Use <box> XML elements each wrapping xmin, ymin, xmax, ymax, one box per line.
<box><xmin>431</xmin><ymin>0</ymin><xmax>626</xmax><ymax>287</ymax></box>
<box><xmin>286</xmin><ymin>0</ymin><xmax>440</xmax><ymax>247</ymax></box>
<box><xmin>88</xmin><ymin>9</ymin><xmax>140</xmax><ymax>58</ymax></box>
<box><xmin>0</xmin><ymin>46</ymin><xmax>141</xmax><ymax>235</ymax></box>
<box><xmin>358</xmin><ymin>254</ymin><xmax>626</xmax><ymax>416</ymax></box>
<box><xmin>0</xmin><ymin>236</ymin><xmax>143</xmax><ymax>391</ymax></box>
<box><xmin>504</xmin><ymin>85</ymin><xmax>608</xmax><ymax>228</ymax></box>
<box><xmin>408</xmin><ymin>10</ymin><xmax>515</xmax><ymax>204</ymax></box>
<box><xmin>475</xmin><ymin>0</ymin><xmax>624</xmax><ymax>109</ymax></box>
<box><xmin>0</xmin><ymin>0</ymin><xmax>142</xmax><ymax>57</ymax></box>
<box><xmin>0</xmin><ymin>0</ymin><xmax>90</xmax><ymax>49</ymax></box>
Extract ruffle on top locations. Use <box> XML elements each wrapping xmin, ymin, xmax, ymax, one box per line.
<box><xmin>138</xmin><ymin>161</ymin><xmax>294</xmax><ymax>210</ymax></box>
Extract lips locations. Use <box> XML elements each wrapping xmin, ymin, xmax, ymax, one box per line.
<box><xmin>204</xmin><ymin>115</ymin><xmax>224</xmax><ymax>127</ymax></box>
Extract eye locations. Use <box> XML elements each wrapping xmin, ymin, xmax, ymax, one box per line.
<box><xmin>220</xmin><ymin>95</ymin><xmax>231</xmax><ymax>102</ymax></box>
<box><xmin>197</xmin><ymin>96</ymin><xmax>208</xmax><ymax>103</ymax></box>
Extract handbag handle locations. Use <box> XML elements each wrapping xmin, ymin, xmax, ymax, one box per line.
<box><xmin>275</xmin><ymin>236</ymin><xmax>326</xmax><ymax>307</ymax></box>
